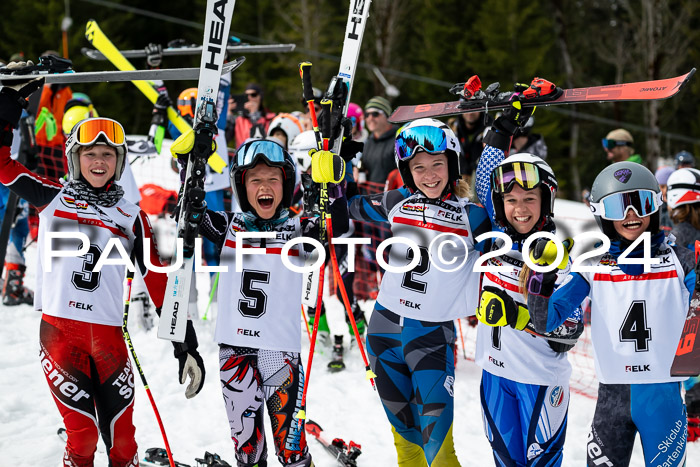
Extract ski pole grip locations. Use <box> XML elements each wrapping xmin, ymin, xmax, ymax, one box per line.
<box><xmin>299</xmin><ymin>62</ymin><xmax>315</xmax><ymax>103</ymax></box>
<box><xmin>320</xmin><ymin>98</ymin><xmax>332</xmax><ymax>147</ymax></box>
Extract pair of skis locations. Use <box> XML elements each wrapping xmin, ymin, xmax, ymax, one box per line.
<box><xmin>388</xmin><ymin>69</ymin><xmax>696</xmax><ymax>123</ymax></box>
<box><xmin>305</xmin><ymin>420</ymin><xmax>362</xmax><ymax>467</ymax></box>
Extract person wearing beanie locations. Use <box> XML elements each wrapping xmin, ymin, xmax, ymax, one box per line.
<box><xmin>655</xmin><ymin>165</ymin><xmax>675</xmax><ymax>230</ymax></box>
<box><xmin>601</xmin><ymin>128</ymin><xmax>643</xmax><ymax>164</ymax></box>
<box><xmin>357</xmin><ymin>96</ymin><xmax>397</xmax><ymax>184</ymax></box>
<box><xmin>226</xmin><ymin>82</ymin><xmax>276</xmax><ymax>148</ymax></box>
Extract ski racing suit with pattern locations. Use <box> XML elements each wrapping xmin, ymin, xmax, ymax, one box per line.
<box><xmin>0</xmin><ymin>125</ymin><xmax>168</xmax><ymax>467</ymax></box>
<box><xmin>348</xmin><ymin>186</ymin><xmax>491</xmax><ymax>466</ymax></box>
<box><xmin>475</xmin><ymin>144</ymin><xmax>581</xmax><ymax>467</ymax></box>
<box><xmin>197</xmin><ymin>199</ymin><xmax>347</xmax><ymax>467</ymax></box>
<box><xmin>528</xmin><ymin>233</ymin><xmax>695</xmax><ymax>466</ymax></box>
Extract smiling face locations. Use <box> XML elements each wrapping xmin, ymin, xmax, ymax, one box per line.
<box><xmin>503</xmin><ymin>184</ymin><xmax>542</xmax><ymax>234</ymax></box>
<box><xmin>244</xmin><ymin>163</ymin><xmax>284</xmax><ymax>219</ymax></box>
<box><xmin>612</xmin><ymin>208</ymin><xmax>651</xmax><ymax>241</ymax></box>
<box><xmin>79</xmin><ymin>144</ymin><xmax>117</xmax><ymax>188</ymax></box>
<box><xmin>408</xmin><ymin>151</ymin><xmax>449</xmax><ymax>199</ymax></box>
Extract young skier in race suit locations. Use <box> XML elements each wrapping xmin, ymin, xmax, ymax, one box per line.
<box><xmin>170</xmin><ymin>133</ymin><xmax>348</xmax><ymax>467</ymax></box>
<box><xmin>526</xmin><ymin>161</ymin><xmax>694</xmax><ymax>466</ymax></box>
<box><xmin>473</xmin><ymin>100</ymin><xmax>583</xmax><ymax>466</ymax></box>
<box><xmin>348</xmin><ymin>118</ymin><xmax>492</xmax><ymax>466</ymax></box>
<box><xmin>0</xmin><ymin>79</ymin><xmax>205</xmax><ymax>467</ymax></box>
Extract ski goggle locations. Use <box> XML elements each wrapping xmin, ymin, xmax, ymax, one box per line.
<box><xmin>72</xmin><ymin>117</ymin><xmax>125</xmax><ymax>147</ymax></box>
<box><xmin>395</xmin><ymin>125</ymin><xmax>448</xmax><ymax>162</ymax></box>
<box><xmin>235</xmin><ymin>139</ymin><xmax>289</xmax><ymax>169</ymax></box>
<box><xmin>601</xmin><ymin>138</ymin><xmax>633</xmax><ymax>150</ymax></box>
<box><xmin>589</xmin><ymin>189</ymin><xmax>663</xmax><ymax>220</ymax></box>
<box><xmin>491</xmin><ymin>161</ymin><xmax>541</xmax><ymax>194</ymax></box>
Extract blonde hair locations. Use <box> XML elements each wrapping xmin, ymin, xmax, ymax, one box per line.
<box><xmin>671</xmin><ymin>204</ymin><xmax>700</xmax><ymax>230</ymax></box>
<box><xmin>518</xmin><ymin>264</ymin><xmax>531</xmax><ymax>300</ymax></box>
<box><xmin>453</xmin><ymin>176</ymin><xmax>473</xmax><ymax>199</ymax></box>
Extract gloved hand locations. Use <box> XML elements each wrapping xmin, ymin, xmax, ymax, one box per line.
<box><xmin>145</xmin><ymin>43</ymin><xmax>163</xmax><ymax>68</ymax></box>
<box><xmin>477</xmin><ymin>286</ymin><xmax>530</xmax><ymax>330</ymax></box>
<box><xmin>170</xmin><ymin>128</ymin><xmax>195</xmax><ymax>168</ymax></box>
<box><xmin>0</xmin><ymin>62</ymin><xmax>45</xmax><ymax>128</ymax></box>
<box><xmin>483</xmin><ymin>95</ymin><xmax>535</xmax><ymax>150</ymax></box>
<box><xmin>172</xmin><ymin>320</ymin><xmax>205</xmax><ymax>399</ymax></box>
<box><xmin>526</xmin><ymin>270</ymin><xmax>557</xmax><ymax>298</ymax></box>
<box><xmin>151</xmin><ymin>91</ymin><xmax>171</xmax><ymax>127</ymax></box>
<box><xmin>529</xmin><ymin>237</ymin><xmax>574</xmax><ymax>270</ymax></box>
<box><xmin>311</xmin><ymin>149</ymin><xmax>345</xmax><ymax>184</ymax></box>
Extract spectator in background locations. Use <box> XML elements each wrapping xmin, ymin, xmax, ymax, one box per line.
<box><xmin>226</xmin><ymin>82</ymin><xmax>275</xmax><ymax>148</ymax></box>
<box><xmin>449</xmin><ymin>111</ymin><xmax>492</xmax><ymax>183</ymax></box>
<box><xmin>601</xmin><ymin>128</ymin><xmax>642</xmax><ymax>164</ymax></box>
<box><xmin>34</xmin><ymin>50</ymin><xmax>72</xmax><ymax>181</ymax></box>
<box><xmin>655</xmin><ymin>165</ymin><xmax>675</xmax><ymax>231</ymax></box>
<box><xmin>674</xmin><ymin>150</ymin><xmax>696</xmax><ymax>169</ymax></box>
<box><xmin>357</xmin><ymin>96</ymin><xmax>397</xmax><ymax>184</ymax></box>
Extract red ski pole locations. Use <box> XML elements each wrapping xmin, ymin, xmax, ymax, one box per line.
<box><xmin>122</xmin><ymin>270</ymin><xmax>176</xmax><ymax>467</ymax></box>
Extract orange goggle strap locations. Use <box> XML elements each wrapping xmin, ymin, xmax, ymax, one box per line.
<box><xmin>74</xmin><ymin>118</ymin><xmax>125</xmax><ymax>147</ymax></box>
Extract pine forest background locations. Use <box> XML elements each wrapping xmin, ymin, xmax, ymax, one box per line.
<box><xmin>1</xmin><ymin>0</ymin><xmax>699</xmax><ymax>200</ymax></box>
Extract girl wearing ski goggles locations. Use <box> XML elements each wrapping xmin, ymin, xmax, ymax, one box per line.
<box><xmin>588</xmin><ymin>189</ymin><xmax>663</xmax><ymax>221</ymax></box>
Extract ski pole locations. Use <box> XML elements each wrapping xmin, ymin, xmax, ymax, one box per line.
<box><xmin>457</xmin><ymin>318</ymin><xmax>467</xmax><ymax>360</ymax></box>
<box><xmin>202</xmin><ymin>272</ymin><xmax>219</xmax><ymax>321</ymax></box>
<box><xmin>297</xmin><ymin>61</ymin><xmax>331</xmax><ymax>420</ymax></box>
<box><xmin>301</xmin><ymin>305</ymin><xmax>312</xmax><ymax>344</ymax></box>
<box><xmin>122</xmin><ymin>268</ymin><xmax>176</xmax><ymax>467</ymax></box>
<box><xmin>326</xmin><ymin>216</ymin><xmax>377</xmax><ymax>389</ymax></box>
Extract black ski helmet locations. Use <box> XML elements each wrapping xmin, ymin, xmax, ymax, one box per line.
<box><xmin>589</xmin><ymin>161</ymin><xmax>661</xmax><ymax>239</ymax></box>
<box><xmin>394</xmin><ymin>118</ymin><xmax>461</xmax><ymax>193</ymax></box>
<box><xmin>490</xmin><ymin>153</ymin><xmax>558</xmax><ymax>238</ymax></box>
<box><xmin>230</xmin><ymin>138</ymin><xmax>297</xmax><ymax>214</ymax></box>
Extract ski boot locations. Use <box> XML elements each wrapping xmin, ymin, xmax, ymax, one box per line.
<box><xmin>307</xmin><ymin>304</ymin><xmax>331</xmax><ymax>348</ymax></box>
<box><xmin>327</xmin><ymin>334</ymin><xmax>346</xmax><ymax>372</ymax></box>
<box><xmin>131</xmin><ymin>292</ymin><xmax>154</xmax><ymax>331</ymax></box>
<box><xmin>2</xmin><ymin>263</ymin><xmax>33</xmax><ymax>306</ymax></box>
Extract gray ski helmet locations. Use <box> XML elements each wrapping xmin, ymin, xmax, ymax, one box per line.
<box><xmin>230</xmin><ymin>138</ymin><xmax>297</xmax><ymax>214</ymax></box>
<box><xmin>589</xmin><ymin>161</ymin><xmax>661</xmax><ymax>238</ymax></box>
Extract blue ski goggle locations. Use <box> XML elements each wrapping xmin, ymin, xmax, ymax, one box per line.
<box><xmin>589</xmin><ymin>189</ymin><xmax>663</xmax><ymax>220</ymax></box>
<box><xmin>395</xmin><ymin>125</ymin><xmax>448</xmax><ymax>162</ymax></box>
<box><xmin>234</xmin><ymin>139</ymin><xmax>291</xmax><ymax>169</ymax></box>
<box><xmin>601</xmin><ymin>138</ymin><xmax>633</xmax><ymax>151</ymax></box>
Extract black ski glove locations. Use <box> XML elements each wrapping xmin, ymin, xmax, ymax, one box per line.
<box><xmin>172</xmin><ymin>320</ymin><xmax>206</xmax><ymax>399</ymax></box>
<box><xmin>0</xmin><ymin>61</ymin><xmax>45</xmax><ymax>130</ymax></box>
<box><xmin>145</xmin><ymin>43</ymin><xmax>163</xmax><ymax>68</ymax></box>
<box><xmin>483</xmin><ymin>95</ymin><xmax>535</xmax><ymax>151</ymax></box>
<box><xmin>151</xmin><ymin>91</ymin><xmax>171</xmax><ymax>127</ymax></box>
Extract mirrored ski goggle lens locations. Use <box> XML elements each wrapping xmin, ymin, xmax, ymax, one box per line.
<box><xmin>601</xmin><ymin>138</ymin><xmax>632</xmax><ymax>150</ymax></box>
<box><xmin>395</xmin><ymin>126</ymin><xmax>448</xmax><ymax>161</ymax></box>
<box><xmin>236</xmin><ymin>140</ymin><xmax>287</xmax><ymax>167</ymax></box>
<box><xmin>596</xmin><ymin>190</ymin><xmax>659</xmax><ymax>220</ymax></box>
<box><xmin>75</xmin><ymin>118</ymin><xmax>125</xmax><ymax>146</ymax></box>
<box><xmin>492</xmin><ymin>162</ymin><xmax>541</xmax><ymax>193</ymax></box>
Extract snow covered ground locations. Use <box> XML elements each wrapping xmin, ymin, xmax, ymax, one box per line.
<box><xmin>2</xmin><ymin>244</ymin><xmax>698</xmax><ymax>466</ymax></box>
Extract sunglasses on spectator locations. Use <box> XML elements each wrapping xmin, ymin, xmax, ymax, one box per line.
<box><xmin>246</xmin><ymin>92</ymin><xmax>259</xmax><ymax>98</ymax></box>
<box><xmin>601</xmin><ymin>138</ymin><xmax>632</xmax><ymax>150</ymax></box>
<box><xmin>365</xmin><ymin>111</ymin><xmax>383</xmax><ymax>118</ymax></box>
